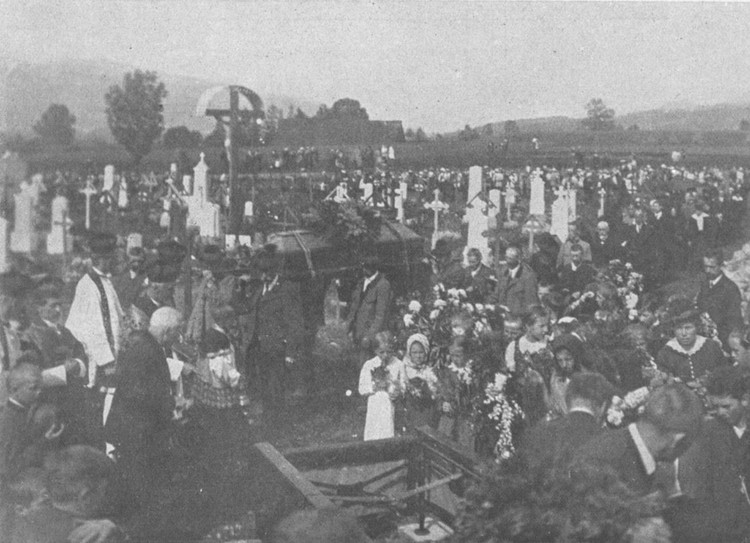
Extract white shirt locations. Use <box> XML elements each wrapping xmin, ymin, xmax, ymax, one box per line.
<box><xmin>362</xmin><ymin>272</ymin><xmax>379</xmax><ymax>292</ymax></box>
<box><xmin>359</xmin><ymin>356</ymin><xmax>407</xmax><ymax>397</ymax></box>
<box><xmin>507</xmin><ymin>265</ymin><xmax>520</xmax><ymax>279</ymax></box>
<box><xmin>710</xmin><ymin>274</ymin><xmax>722</xmax><ymax>288</ymax></box>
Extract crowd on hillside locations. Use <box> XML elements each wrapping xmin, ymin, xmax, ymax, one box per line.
<box><xmin>2</xmin><ymin>156</ymin><xmax>750</xmax><ymax>541</ymax></box>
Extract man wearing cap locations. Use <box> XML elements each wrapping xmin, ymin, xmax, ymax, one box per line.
<box><xmin>65</xmin><ymin>232</ymin><xmax>125</xmax><ymax>447</ymax></box>
<box><xmin>112</xmin><ymin>246</ymin><xmax>147</xmax><ymax>311</ymax></box>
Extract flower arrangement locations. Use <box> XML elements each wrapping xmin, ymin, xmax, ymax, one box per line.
<box><xmin>484</xmin><ymin>372</ymin><xmax>524</xmax><ymax>460</ymax></box>
<box><xmin>601</xmin><ymin>260</ymin><xmax>644</xmax><ymax>321</ymax></box>
<box><xmin>607</xmin><ymin>386</ymin><xmax>650</xmax><ymax>427</ymax></box>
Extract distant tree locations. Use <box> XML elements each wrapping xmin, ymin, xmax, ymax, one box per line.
<box><xmin>405</xmin><ymin>128</ymin><xmax>415</xmax><ymax>141</ymax></box>
<box><xmin>203</xmin><ymin>121</ymin><xmax>226</xmax><ymax>148</ymax></box>
<box><xmin>315</xmin><ymin>104</ymin><xmax>330</xmax><ymax>119</ymax></box>
<box><xmin>33</xmin><ymin>104</ymin><xmax>76</xmax><ymax>146</ymax></box>
<box><xmin>415</xmin><ymin>128</ymin><xmax>427</xmax><ymax>142</ymax></box>
<box><xmin>740</xmin><ymin>119</ymin><xmax>750</xmax><ymax>131</ymax></box>
<box><xmin>163</xmin><ymin>126</ymin><xmax>202</xmax><ymax>149</ymax></box>
<box><xmin>582</xmin><ymin>98</ymin><xmax>616</xmax><ymax>131</ymax></box>
<box><xmin>482</xmin><ymin>124</ymin><xmax>494</xmax><ymax>136</ymax></box>
<box><xmin>287</xmin><ymin>104</ymin><xmax>296</xmax><ymax>119</ymax></box>
<box><xmin>459</xmin><ymin>124</ymin><xmax>480</xmax><ymax>141</ymax></box>
<box><xmin>105</xmin><ymin>70</ymin><xmax>168</xmax><ymax>163</ymax></box>
<box><xmin>330</xmin><ymin>98</ymin><xmax>369</xmax><ymax>120</ymax></box>
<box><xmin>504</xmin><ymin>120</ymin><xmax>520</xmax><ymax>136</ymax></box>
<box><xmin>295</xmin><ymin>108</ymin><xmax>309</xmax><ymax>120</ymax></box>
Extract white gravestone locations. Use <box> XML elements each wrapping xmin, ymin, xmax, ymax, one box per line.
<box><xmin>10</xmin><ymin>186</ymin><xmax>34</xmax><ymax>253</ymax></box>
<box><xmin>488</xmin><ymin>188</ymin><xmax>501</xmax><ymax>230</ymax></box>
<box><xmin>550</xmin><ymin>189</ymin><xmax>569</xmax><ymax>243</ymax></box>
<box><xmin>117</xmin><ymin>176</ymin><xmax>129</xmax><ymax>209</ymax></box>
<box><xmin>46</xmin><ymin>194</ymin><xmax>70</xmax><ymax>255</ymax></box>
<box><xmin>80</xmin><ymin>179</ymin><xmax>97</xmax><ymax>231</ymax></box>
<box><xmin>103</xmin><ymin>166</ymin><xmax>115</xmax><ymax>193</ymax></box>
<box><xmin>186</xmin><ymin>153</ymin><xmax>221</xmax><ymax>238</ymax></box>
<box><xmin>465</xmin><ymin>166</ymin><xmax>490</xmax><ymax>263</ymax></box>
<box><xmin>0</xmin><ymin>216</ymin><xmax>8</xmax><ymax>272</ymax></box>
<box><xmin>529</xmin><ymin>172</ymin><xmax>545</xmax><ymax>216</ymax></box>
<box><xmin>127</xmin><ymin>233</ymin><xmax>143</xmax><ymax>251</ymax></box>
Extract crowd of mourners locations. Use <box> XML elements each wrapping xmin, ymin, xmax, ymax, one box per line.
<box><xmin>3</xmin><ymin>155</ymin><xmax>750</xmax><ymax>542</ymax></box>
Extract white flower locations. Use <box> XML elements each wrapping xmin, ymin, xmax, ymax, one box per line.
<box><xmin>403</xmin><ymin>314</ymin><xmax>414</xmax><ymax>327</ymax></box>
<box><xmin>462</xmin><ymin>303</ymin><xmax>475</xmax><ymax>313</ymax></box>
<box><xmin>457</xmin><ymin>289</ymin><xmax>467</xmax><ymax>299</ymax></box>
<box><xmin>474</xmin><ymin>321</ymin><xmax>485</xmax><ymax>334</ymax></box>
<box><xmin>408</xmin><ymin>300</ymin><xmax>422</xmax><ymax>313</ymax></box>
<box><xmin>429</xmin><ymin>309</ymin><xmax>441</xmax><ymax>321</ymax></box>
<box><xmin>484</xmin><ymin>304</ymin><xmax>496</xmax><ymax>312</ymax></box>
<box><xmin>625</xmin><ymin>292</ymin><xmax>639</xmax><ymax>309</ymax></box>
<box><xmin>475</xmin><ymin>303</ymin><xmax>485</xmax><ymax>313</ymax></box>
<box><xmin>433</xmin><ymin>299</ymin><xmax>447</xmax><ymax>309</ymax></box>
<box><xmin>493</xmin><ymin>372</ymin><xmax>508</xmax><ymax>390</ymax></box>
<box><xmin>447</xmin><ymin>288</ymin><xmax>459</xmax><ymax>298</ymax></box>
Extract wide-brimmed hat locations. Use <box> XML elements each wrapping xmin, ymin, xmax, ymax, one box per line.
<box><xmin>87</xmin><ymin>232</ymin><xmax>117</xmax><ymax>256</ymax></box>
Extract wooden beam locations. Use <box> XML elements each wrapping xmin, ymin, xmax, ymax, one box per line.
<box><xmin>282</xmin><ymin>437</ymin><xmax>416</xmax><ymax>470</ymax></box>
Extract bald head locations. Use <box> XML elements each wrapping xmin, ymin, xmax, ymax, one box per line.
<box><xmin>149</xmin><ymin>307</ymin><xmax>183</xmax><ymax>347</ymax></box>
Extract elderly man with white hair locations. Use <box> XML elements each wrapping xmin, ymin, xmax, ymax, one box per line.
<box><xmin>104</xmin><ymin>307</ymin><xmax>183</xmax><ymax>507</ymax></box>
<box><xmin>590</xmin><ymin>220</ymin><xmax>623</xmax><ymax>268</ymax></box>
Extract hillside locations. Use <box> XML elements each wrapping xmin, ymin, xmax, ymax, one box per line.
<box><xmin>0</xmin><ymin>58</ymin><xmax>318</xmax><ymax>139</ymax></box>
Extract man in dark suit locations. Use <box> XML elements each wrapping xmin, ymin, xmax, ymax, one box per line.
<box><xmin>648</xmin><ymin>198</ymin><xmax>680</xmax><ymax>281</ymax></box>
<box><xmin>463</xmin><ymin>248</ymin><xmax>496</xmax><ymax>303</ymax></box>
<box><xmin>104</xmin><ymin>307</ymin><xmax>180</xmax><ymax>507</ymax></box>
<box><xmin>576</xmin><ymin>382</ymin><xmax>704</xmax><ymax>496</ymax></box>
<box><xmin>130</xmin><ymin>240</ymin><xmax>186</xmax><ymax>331</ymax></box>
<box><xmin>490</xmin><ymin>245</ymin><xmax>539</xmax><ymax>315</ymax></box>
<box><xmin>696</xmin><ymin>248</ymin><xmax>743</xmax><ymax>350</ymax></box>
<box><xmin>111</xmin><ymin>246</ymin><xmax>147</xmax><ymax>311</ymax></box>
<box><xmin>622</xmin><ymin>208</ymin><xmax>662</xmax><ymax>287</ymax></box>
<box><xmin>520</xmin><ymin>372</ymin><xmax>616</xmax><ymax>475</ymax></box>
<box><xmin>669</xmin><ymin>366</ymin><xmax>750</xmax><ymax>543</ymax></box>
<box><xmin>590</xmin><ymin>221</ymin><xmax>623</xmax><ymax>268</ymax></box>
<box><xmin>346</xmin><ymin>256</ymin><xmax>393</xmax><ymax>364</ymax></box>
<box><xmin>558</xmin><ymin>244</ymin><xmax>597</xmax><ymax>299</ymax></box>
<box><xmin>25</xmin><ymin>277</ymin><xmax>88</xmax><ymax>443</ymax></box>
<box><xmin>234</xmin><ymin>245</ymin><xmax>305</xmax><ymax>417</ymax></box>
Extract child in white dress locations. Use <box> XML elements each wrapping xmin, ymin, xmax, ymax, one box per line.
<box><xmin>359</xmin><ymin>332</ymin><xmax>406</xmax><ymax>441</ymax></box>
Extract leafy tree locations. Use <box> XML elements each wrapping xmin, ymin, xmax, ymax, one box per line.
<box><xmin>405</xmin><ymin>128</ymin><xmax>415</xmax><ymax>141</ymax></box>
<box><xmin>504</xmin><ymin>120</ymin><xmax>520</xmax><ymax>136</ymax></box>
<box><xmin>459</xmin><ymin>124</ymin><xmax>480</xmax><ymax>141</ymax></box>
<box><xmin>33</xmin><ymin>104</ymin><xmax>76</xmax><ymax>146</ymax></box>
<box><xmin>295</xmin><ymin>108</ymin><xmax>309</xmax><ymax>120</ymax></box>
<box><xmin>287</xmin><ymin>104</ymin><xmax>296</xmax><ymax>119</ymax></box>
<box><xmin>740</xmin><ymin>119</ymin><xmax>750</xmax><ymax>131</ymax></box>
<box><xmin>482</xmin><ymin>123</ymin><xmax>494</xmax><ymax>136</ymax></box>
<box><xmin>315</xmin><ymin>98</ymin><xmax>369</xmax><ymax>120</ymax></box>
<box><xmin>105</xmin><ymin>70</ymin><xmax>168</xmax><ymax>163</ymax></box>
<box><xmin>582</xmin><ymin>98</ymin><xmax>616</xmax><ymax>131</ymax></box>
<box><xmin>163</xmin><ymin>126</ymin><xmax>202</xmax><ymax>149</ymax></box>
<box><xmin>415</xmin><ymin>128</ymin><xmax>427</xmax><ymax>142</ymax></box>
<box><xmin>315</xmin><ymin>104</ymin><xmax>330</xmax><ymax>119</ymax></box>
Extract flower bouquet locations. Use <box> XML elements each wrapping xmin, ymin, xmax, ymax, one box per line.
<box><xmin>483</xmin><ymin>372</ymin><xmax>524</xmax><ymax>461</ymax></box>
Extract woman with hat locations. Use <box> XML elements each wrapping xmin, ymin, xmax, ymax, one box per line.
<box><xmin>656</xmin><ymin>297</ymin><xmax>727</xmax><ymax>384</ymax></box>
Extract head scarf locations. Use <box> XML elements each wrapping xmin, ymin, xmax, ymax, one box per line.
<box><xmin>403</xmin><ymin>333</ymin><xmax>430</xmax><ymax>368</ymax></box>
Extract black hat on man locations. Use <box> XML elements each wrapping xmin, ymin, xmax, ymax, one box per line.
<box><xmin>88</xmin><ymin>232</ymin><xmax>117</xmax><ymax>256</ymax></box>
<box><xmin>156</xmin><ymin>240</ymin><xmax>187</xmax><ymax>267</ymax></box>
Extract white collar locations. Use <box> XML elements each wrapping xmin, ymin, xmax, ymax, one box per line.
<box><xmin>666</xmin><ymin>336</ymin><xmax>706</xmax><ymax>357</ymax></box>
<box><xmin>710</xmin><ymin>274</ymin><xmax>722</xmax><ymax>288</ymax></box>
<box><xmin>8</xmin><ymin>397</ymin><xmax>26</xmax><ymax>409</ymax></box>
<box><xmin>42</xmin><ymin>318</ymin><xmax>60</xmax><ymax>329</ymax></box>
<box><xmin>568</xmin><ymin>406</ymin><xmax>597</xmax><ymax>417</ymax></box>
<box><xmin>629</xmin><ymin>423</ymin><xmax>656</xmax><ymax>475</ymax></box>
<box><xmin>735</xmin><ymin>421</ymin><xmax>747</xmax><ymax>439</ymax></box>
<box><xmin>91</xmin><ymin>266</ymin><xmax>110</xmax><ymax>278</ymax></box>
<box><xmin>363</xmin><ymin>272</ymin><xmax>379</xmax><ymax>286</ymax></box>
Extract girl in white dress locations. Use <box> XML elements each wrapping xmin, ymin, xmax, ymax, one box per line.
<box><xmin>359</xmin><ymin>332</ymin><xmax>406</xmax><ymax>441</ymax></box>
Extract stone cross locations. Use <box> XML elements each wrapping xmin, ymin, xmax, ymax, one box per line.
<box><xmin>80</xmin><ymin>180</ymin><xmax>98</xmax><ymax>231</ymax></box>
<box><xmin>465</xmin><ymin>166</ymin><xmax>489</xmax><ymax>263</ymax></box>
<box><xmin>598</xmin><ymin>186</ymin><xmax>607</xmax><ymax>218</ymax></box>
<box><xmin>529</xmin><ymin>171</ymin><xmax>545</xmax><ymax>216</ymax></box>
<box><xmin>396</xmin><ymin>181</ymin><xmax>408</xmax><ymax>223</ymax></box>
<box><xmin>424</xmin><ymin>189</ymin><xmax>449</xmax><ymax>248</ymax></box>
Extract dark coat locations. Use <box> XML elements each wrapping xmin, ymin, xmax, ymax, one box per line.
<box><xmin>346</xmin><ymin>273</ymin><xmax>393</xmax><ymax>345</ymax></box>
<box><xmin>25</xmin><ymin>320</ymin><xmax>87</xmax><ymax>373</ymax></box>
<box><xmin>463</xmin><ymin>264</ymin><xmax>496</xmax><ymax>303</ymax></box>
<box><xmin>234</xmin><ymin>278</ymin><xmax>305</xmax><ymax>356</ymax></box>
<box><xmin>0</xmin><ymin>401</ymin><xmax>31</xmax><ymax>483</ymax></box>
<box><xmin>111</xmin><ymin>271</ymin><xmax>146</xmax><ymax>310</ymax></box>
<box><xmin>696</xmin><ymin>273</ymin><xmax>744</xmax><ymax>349</ymax></box>
<box><xmin>576</xmin><ymin>426</ymin><xmax>654</xmax><ymax>496</ymax></box>
<box><xmin>669</xmin><ymin>418</ymin><xmax>750</xmax><ymax>543</ymax></box>
<box><xmin>656</xmin><ymin>338</ymin><xmax>726</xmax><ymax>383</ymax></box>
<box><xmin>520</xmin><ymin>410</ymin><xmax>603</xmax><ymax>474</ymax></box>
<box><xmin>104</xmin><ymin>331</ymin><xmax>174</xmax><ymax>456</ymax></box>
<box><xmin>558</xmin><ymin>262</ymin><xmax>597</xmax><ymax>296</ymax></box>
<box><xmin>590</xmin><ymin>236</ymin><xmax>624</xmax><ymax>268</ymax></box>
<box><xmin>490</xmin><ymin>263</ymin><xmax>539</xmax><ymax>315</ymax></box>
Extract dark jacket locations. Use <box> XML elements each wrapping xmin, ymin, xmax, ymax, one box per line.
<box><xmin>696</xmin><ymin>273</ymin><xmax>744</xmax><ymax>349</ymax></box>
<box><xmin>670</xmin><ymin>418</ymin><xmax>750</xmax><ymax>543</ymax></box>
<box><xmin>576</xmin><ymin>426</ymin><xmax>654</xmax><ymax>496</ymax></box>
<box><xmin>346</xmin><ymin>273</ymin><xmax>393</xmax><ymax>345</ymax></box>
<box><xmin>234</xmin><ymin>278</ymin><xmax>305</xmax><ymax>356</ymax></box>
<box><xmin>590</xmin><ymin>236</ymin><xmax>623</xmax><ymax>268</ymax></box>
<box><xmin>558</xmin><ymin>262</ymin><xmax>597</xmax><ymax>296</ymax></box>
<box><xmin>112</xmin><ymin>271</ymin><xmax>146</xmax><ymax>310</ymax></box>
<box><xmin>463</xmin><ymin>264</ymin><xmax>496</xmax><ymax>303</ymax></box>
<box><xmin>520</xmin><ymin>410</ymin><xmax>603</xmax><ymax>474</ymax></box>
<box><xmin>490</xmin><ymin>263</ymin><xmax>539</xmax><ymax>315</ymax></box>
<box><xmin>104</xmin><ymin>331</ymin><xmax>174</xmax><ymax>455</ymax></box>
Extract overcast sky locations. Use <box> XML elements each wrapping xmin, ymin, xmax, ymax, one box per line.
<box><xmin>3</xmin><ymin>0</ymin><xmax>750</xmax><ymax>132</ymax></box>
